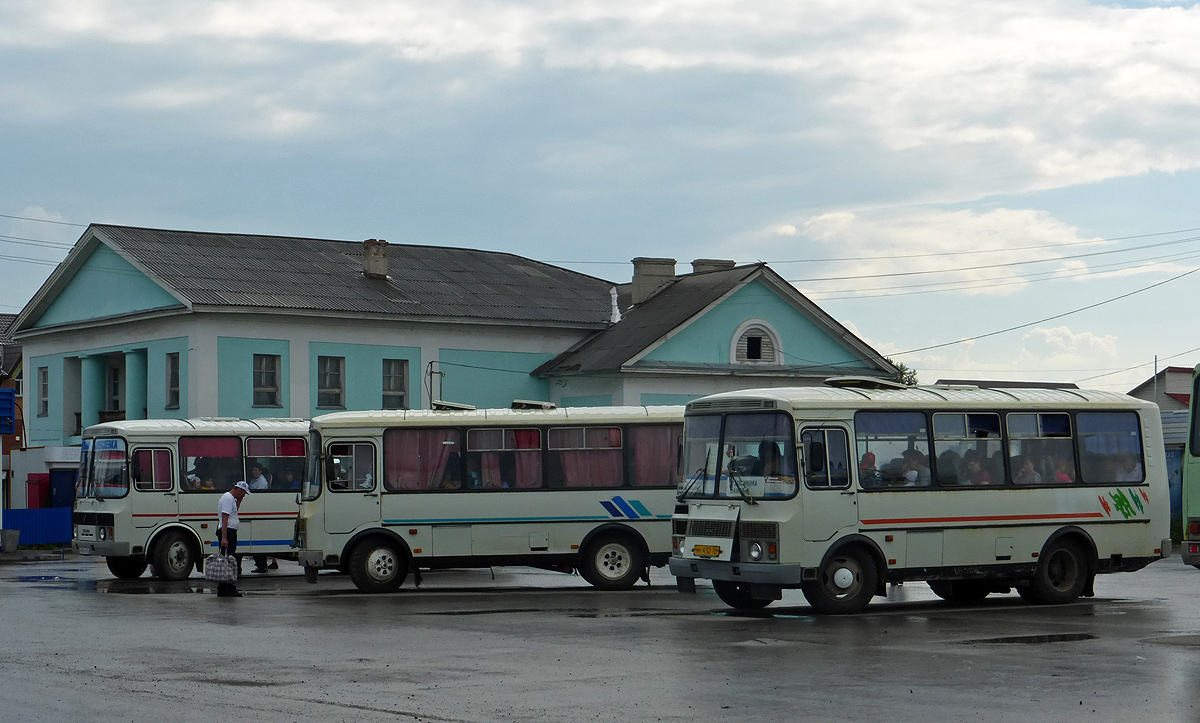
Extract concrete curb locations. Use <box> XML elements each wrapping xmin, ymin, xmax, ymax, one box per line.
<box><xmin>0</xmin><ymin>550</ymin><xmax>82</xmax><ymax>564</ymax></box>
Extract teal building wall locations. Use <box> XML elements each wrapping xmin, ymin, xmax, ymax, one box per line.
<box><xmin>308</xmin><ymin>341</ymin><xmax>421</xmax><ymax>414</ymax></box>
<box><xmin>33</xmin><ymin>245</ymin><xmax>181</xmax><ymax>327</ymax></box>
<box><xmin>217</xmin><ymin>337</ymin><xmax>290</xmax><ymax>418</ymax></box>
<box><xmin>640</xmin><ymin>393</ymin><xmax>701</xmax><ymax>406</ymax></box>
<box><xmin>561</xmin><ymin>394</ymin><xmax>613</xmax><ymax>407</ymax></box>
<box><xmin>438</xmin><ymin>349</ymin><xmax>554</xmax><ymax>408</ymax></box>
<box><xmin>641</xmin><ymin>280</ymin><xmax>869</xmax><ymax>369</ymax></box>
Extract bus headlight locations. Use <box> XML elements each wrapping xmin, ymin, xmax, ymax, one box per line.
<box><xmin>748</xmin><ymin>542</ymin><xmax>763</xmax><ymax>561</ymax></box>
<box><xmin>99</xmin><ymin>527</ymin><xmax>106</xmax><ymax>541</ymax></box>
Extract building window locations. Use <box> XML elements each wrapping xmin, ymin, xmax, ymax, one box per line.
<box><xmin>317</xmin><ymin>356</ymin><xmax>345</xmax><ymax>409</ymax></box>
<box><xmin>107</xmin><ymin>365</ymin><xmax>122</xmax><ymax>411</ymax></box>
<box><xmin>37</xmin><ymin>366</ymin><xmax>48</xmax><ymax>417</ymax></box>
<box><xmin>253</xmin><ymin>354</ymin><xmax>281</xmax><ymax>407</ymax></box>
<box><xmin>735</xmin><ymin>324</ymin><xmax>777</xmax><ymax>363</ymax></box>
<box><xmin>166</xmin><ymin>353</ymin><xmax>180</xmax><ymax>409</ymax></box>
<box><xmin>382</xmin><ymin>359</ymin><xmax>408</xmax><ymax>410</ymax></box>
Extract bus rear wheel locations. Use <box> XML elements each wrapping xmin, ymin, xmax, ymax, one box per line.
<box><xmin>152</xmin><ymin>531</ymin><xmax>195</xmax><ymax>581</ymax></box>
<box><xmin>1020</xmin><ymin>539</ymin><xmax>1086</xmax><ymax>605</ymax></box>
<box><xmin>581</xmin><ymin>533</ymin><xmax>643</xmax><ymax>590</ymax></box>
<box><xmin>928</xmin><ymin>580</ymin><xmax>991</xmax><ymax>603</ymax></box>
<box><xmin>349</xmin><ymin>538</ymin><xmax>408</xmax><ymax>593</ymax></box>
<box><xmin>712</xmin><ymin>580</ymin><xmax>773</xmax><ymax>610</ymax></box>
<box><xmin>801</xmin><ymin>548</ymin><xmax>877</xmax><ymax>614</ymax></box>
<box><xmin>106</xmin><ymin>555</ymin><xmax>148</xmax><ymax>579</ymax></box>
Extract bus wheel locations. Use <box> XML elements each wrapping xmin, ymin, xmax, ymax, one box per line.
<box><xmin>349</xmin><ymin>538</ymin><xmax>408</xmax><ymax>593</ymax></box>
<box><xmin>712</xmin><ymin>580</ymin><xmax>773</xmax><ymax>610</ymax></box>
<box><xmin>152</xmin><ymin>531</ymin><xmax>195</xmax><ymax>581</ymax></box>
<box><xmin>801</xmin><ymin>548</ymin><xmax>877</xmax><ymax>614</ymax></box>
<box><xmin>928</xmin><ymin>580</ymin><xmax>991</xmax><ymax>603</ymax></box>
<box><xmin>582</xmin><ymin>534</ymin><xmax>643</xmax><ymax>590</ymax></box>
<box><xmin>1021</xmin><ymin>539</ymin><xmax>1086</xmax><ymax>605</ymax></box>
<box><xmin>105</xmin><ymin>555</ymin><xmax>148</xmax><ymax>579</ymax></box>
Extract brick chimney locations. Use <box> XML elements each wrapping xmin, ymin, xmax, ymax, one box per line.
<box><xmin>691</xmin><ymin>259</ymin><xmax>736</xmax><ymax>274</ymax></box>
<box><xmin>631</xmin><ymin>257</ymin><xmax>676</xmax><ymax>305</ymax></box>
<box><xmin>363</xmin><ymin>239</ymin><xmax>389</xmax><ymax>279</ymax></box>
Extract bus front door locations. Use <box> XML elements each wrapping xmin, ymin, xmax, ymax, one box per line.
<box><xmin>323</xmin><ymin>442</ymin><xmax>381</xmax><ymax>534</ymax></box>
<box><xmin>799</xmin><ymin>426</ymin><xmax>858</xmax><ymax>542</ymax></box>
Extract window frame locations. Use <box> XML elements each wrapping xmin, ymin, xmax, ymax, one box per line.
<box><xmin>165</xmin><ymin>352</ymin><xmax>180</xmax><ymax>410</ymax></box>
<box><xmin>326</xmin><ymin>441</ymin><xmax>377</xmax><ymax>492</ymax></box>
<box><xmin>37</xmin><ymin>366</ymin><xmax>48</xmax><ymax>417</ymax></box>
<box><xmin>316</xmin><ymin>355</ymin><xmax>346</xmax><ymax>409</ymax></box>
<box><xmin>382</xmin><ymin>358</ymin><xmax>408</xmax><ymax>410</ymax></box>
<box><xmin>131</xmin><ymin>447</ymin><xmax>174</xmax><ymax>492</ymax></box>
<box><xmin>801</xmin><ymin>426</ymin><xmax>852</xmax><ymax>490</ymax></box>
<box><xmin>252</xmin><ymin>354</ymin><xmax>281</xmax><ymax>408</ymax></box>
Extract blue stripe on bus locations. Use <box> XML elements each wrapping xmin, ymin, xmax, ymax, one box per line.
<box><xmin>600</xmin><ymin>500</ymin><xmax>623</xmax><ymax>518</ymax></box>
<box><xmin>611</xmin><ymin>496</ymin><xmax>640</xmax><ymax>519</ymax></box>
<box><xmin>629</xmin><ymin>499</ymin><xmax>653</xmax><ymax>518</ymax></box>
<box><xmin>207</xmin><ymin>539</ymin><xmax>294</xmax><ymax>548</ymax></box>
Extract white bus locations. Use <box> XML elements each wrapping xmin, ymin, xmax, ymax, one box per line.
<box><xmin>297</xmin><ymin>406</ymin><xmax>684</xmax><ymax>592</ymax></box>
<box><xmin>670</xmin><ymin>379</ymin><xmax>1170</xmax><ymax>614</ymax></box>
<box><xmin>72</xmin><ymin>418</ymin><xmax>309</xmax><ymax>580</ymax></box>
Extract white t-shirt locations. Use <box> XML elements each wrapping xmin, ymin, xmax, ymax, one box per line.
<box><xmin>248</xmin><ymin>473</ymin><xmax>269</xmax><ymax>490</ymax></box>
<box><xmin>217</xmin><ymin>491</ymin><xmax>240</xmax><ymax>531</ymax></box>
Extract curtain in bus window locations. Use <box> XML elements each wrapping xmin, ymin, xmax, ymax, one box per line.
<box><xmin>630</xmin><ymin>425</ymin><xmax>682</xmax><ymax>487</ymax></box>
<box><xmin>179</xmin><ymin>437</ymin><xmax>242</xmax><ymax>492</ymax></box>
<box><xmin>384</xmin><ymin>429</ymin><xmax>461</xmax><ymax>490</ymax></box>
<box><xmin>509</xmin><ymin>429</ymin><xmax>543</xmax><ymax>488</ymax></box>
<box><xmin>1077</xmin><ymin>412</ymin><xmax>1144</xmax><ymax>484</ymax></box>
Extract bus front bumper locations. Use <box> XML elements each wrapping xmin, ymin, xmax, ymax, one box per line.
<box><xmin>669</xmin><ymin>557</ymin><xmax>805</xmax><ymax>586</ymax></box>
<box><xmin>73</xmin><ymin>541</ymin><xmax>131</xmax><ymax>557</ymax></box>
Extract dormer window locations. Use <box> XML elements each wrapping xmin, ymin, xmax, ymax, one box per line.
<box><xmin>733</xmin><ymin>322</ymin><xmax>779</xmax><ymax>364</ymax></box>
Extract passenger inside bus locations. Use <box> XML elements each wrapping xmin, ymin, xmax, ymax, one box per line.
<box><xmin>751</xmin><ymin>441</ymin><xmax>784</xmax><ymax>477</ymax></box>
<box><xmin>901</xmin><ymin>449</ymin><xmax>930</xmax><ymax>486</ymax></box>
<box><xmin>1013</xmin><ymin>456</ymin><xmax>1042</xmax><ymax>485</ymax></box>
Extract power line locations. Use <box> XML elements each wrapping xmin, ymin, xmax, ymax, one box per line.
<box><xmin>784</xmin><ymin>234</ymin><xmax>1200</xmax><ymax>284</ymax></box>
<box><xmin>0</xmin><ymin>213</ymin><xmax>85</xmax><ymax>227</ymax></box>
<box><xmin>889</xmin><ymin>266</ymin><xmax>1200</xmax><ymax>358</ymax></box>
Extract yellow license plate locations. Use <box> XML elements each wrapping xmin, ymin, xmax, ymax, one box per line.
<box><xmin>692</xmin><ymin>544</ymin><xmax>721</xmax><ymax>557</ymax></box>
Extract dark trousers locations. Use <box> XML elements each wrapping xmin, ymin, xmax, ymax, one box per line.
<box><xmin>216</xmin><ymin>528</ymin><xmax>239</xmax><ymax>596</ymax></box>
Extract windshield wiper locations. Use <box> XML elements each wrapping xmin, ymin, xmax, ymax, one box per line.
<box><xmin>726</xmin><ymin>467</ymin><xmax>758</xmax><ymax>505</ymax></box>
<box><xmin>676</xmin><ymin>449</ymin><xmax>712</xmax><ymax>502</ymax></box>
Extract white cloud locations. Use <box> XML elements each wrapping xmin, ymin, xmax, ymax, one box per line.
<box><xmin>3</xmin><ymin>1</ymin><xmax>1200</xmax><ymax>192</ymax></box>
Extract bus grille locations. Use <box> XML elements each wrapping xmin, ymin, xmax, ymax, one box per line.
<box><xmin>688</xmin><ymin>519</ymin><xmax>735</xmax><ymax>538</ymax></box>
<box><xmin>739</xmin><ymin>522</ymin><xmax>778</xmax><ymax>539</ymax></box>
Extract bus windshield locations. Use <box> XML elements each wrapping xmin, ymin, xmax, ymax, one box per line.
<box><xmin>79</xmin><ymin>437</ymin><xmax>129</xmax><ymax>499</ymax></box>
<box><xmin>679</xmin><ymin>412</ymin><xmax>797</xmax><ymax>500</ymax></box>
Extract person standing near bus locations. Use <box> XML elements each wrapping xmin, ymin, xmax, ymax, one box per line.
<box><xmin>216</xmin><ymin>480</ymin><xmax>250</xmax><ymax>597</ymax></box>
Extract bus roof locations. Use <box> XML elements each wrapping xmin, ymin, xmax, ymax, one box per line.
<box><xmin>311</xmin><ymin>405</ymin><xmax>686</xmax><ymax>431</ymax></box>
<box><xmin>686</xmin><ymin>385</ymin><xmax>1155</xmax><ymax>412</ymax></box>
<box><xmin>82</xmin><ymin>418</ymin><xmax>310</xmax><ymax>438</ymax></box>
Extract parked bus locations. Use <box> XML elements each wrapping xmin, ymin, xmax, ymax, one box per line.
<box><xmin>72</xmin><ymin>418</ymin><xmax>309</xmax><ymax>580</ymax></box>
<box><xmin>297</xmin><ymin>406</ymin><xmax>685</xmax><ymax>592</ymax></box>
<box><xmin>1180</xmin><ymin>364</ymin><xmax>1200</xmax><ymax>568</ymax></box>
<box><xmin>670</xmin><ymin>379</ymin><xmax>1170</xmax><ymax>614</ymax></box>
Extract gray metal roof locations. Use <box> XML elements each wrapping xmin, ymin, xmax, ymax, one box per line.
<box><xmin>535</xmin><ymin>264</ymin><xmax>897</xmax><ymax>377</ymax></box>
<box><xmin>88</xmin><ymin>225</ymin><xmax>615</xmax><ymax>326</ymax></box>
<box><xmin>0</xmin><ymin>313</ymin><xmax>19</xmax><ymax>376</ymax></box>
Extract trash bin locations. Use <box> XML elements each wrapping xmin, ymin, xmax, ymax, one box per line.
<box><xmin>0</xmin><ymin>529</ymin><xmax>18</xmax><ymax>552</ymax></box>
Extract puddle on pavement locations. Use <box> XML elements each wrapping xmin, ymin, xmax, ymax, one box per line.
<box><xmin>960</xmin><ymin>633</ymin><xmax>1097</xmax><ymax>645</ymax></box>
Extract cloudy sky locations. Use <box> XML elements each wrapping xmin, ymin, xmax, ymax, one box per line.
<box><xmin>3</xmin><ymin>0</ymin><xmax>1200</xmax><ymax>391</ymax></box>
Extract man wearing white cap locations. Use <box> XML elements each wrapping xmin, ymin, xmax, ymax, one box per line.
<box><xmin>215</xmin><ymin>480</ymin><xmax>251</xmax><ymax>597</ymax></box>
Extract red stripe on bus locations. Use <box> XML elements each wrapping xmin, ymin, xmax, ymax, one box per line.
<box><xmin>860</xmin><ymin>512</ymin><xmax>1107</xmax><ymax>525</ymax></box>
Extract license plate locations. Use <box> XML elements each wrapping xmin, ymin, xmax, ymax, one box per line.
<box><xmin>692</xmin><ymin>544</ymin><xmax>721</xmax><ymax>557</ymax></box>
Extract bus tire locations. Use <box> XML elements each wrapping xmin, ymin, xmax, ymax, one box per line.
<box><xmin>1021</xmin><ymin>539</ymin><xmax>1086</xmax><ymax>605</ymax></box>
<box><xmin>105</xmin><ymin>555</ymin><xmax>148</xmax><ymax>579</ymax></box>
<box><xmin>712</xmin><ymin>580</ymin><xmax>773</xmax><ymax>610</ymax></box>
<box><xmin>581</xmin><ymin>533</ymin><xmax>643</xmax><ymax>590</ymax></box>
<box><xmin>928</xmin><ymin>580</ymin><xmax>991</xmax><ymax>603</ymax></box>
<box><xmin>348</xmin><ymin>538</ymin><xmax>408</xmax><ymax>593</ymax></box>
<box><xmin>801</xmin><ymin>547</ymin><xmax>877</xmax><ymax>614</ymax></box>
<box><xmin>152</xmin><ymin>530</ymin><xmax>196</xmax><ymax>581</ymax></box>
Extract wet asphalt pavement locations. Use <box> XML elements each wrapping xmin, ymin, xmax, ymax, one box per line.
<box><xmin>2</xmin><ymin>554</ymin><xmax>1199</xmax><ymax>722</ymax></box>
